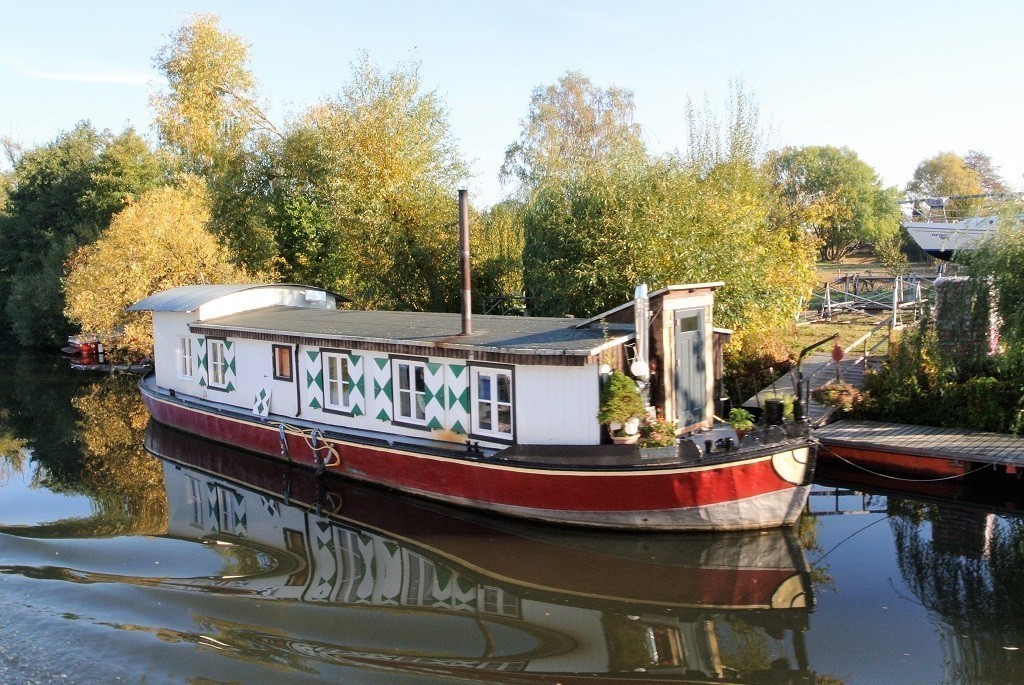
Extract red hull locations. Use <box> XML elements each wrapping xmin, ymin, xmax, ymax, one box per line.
<box><xmin>141</xmin><ymin>385</ymin><xmax>813</xmax><ymax>531</ymax></box>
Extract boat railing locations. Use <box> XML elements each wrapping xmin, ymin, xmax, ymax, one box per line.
<box><xmin>902</xmin><ymin>192</ymin><xmax>1020</xmax><ymax>224</ymax></box>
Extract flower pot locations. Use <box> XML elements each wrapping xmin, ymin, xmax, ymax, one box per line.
<box><xmin>611</xmin><ymin>433</ymin><xmax>639</xmax><ymax>445</ymax></box>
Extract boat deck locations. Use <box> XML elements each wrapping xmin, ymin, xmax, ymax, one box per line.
<box><xmin>816</xmin><ymin>419</ymin><xmax>1024</xmax><ymax>468</ymax></box>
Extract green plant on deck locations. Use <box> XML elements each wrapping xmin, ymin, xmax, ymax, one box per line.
<box><xmin>597</xmin><ymin>370</ymin><xmax>646</xmax><ymax>429</ymax></box>
<box><xmin>727</xmin><ymin>407</ymin><xmax>754</xmax><ymax>431</ymax></box>
<box><xmin>638</xmin><ymin>415</ymin><xmax>677</xmax><ymax>447</ymax></box>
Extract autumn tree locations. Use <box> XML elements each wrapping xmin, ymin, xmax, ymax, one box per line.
<box><xmin>0</xmin><ymin>124</ymin><xmax>168</xmax><ymax>346</ymax></box>
<box><xmin>964</xmin><ymin>150</ymin><xmax>1010</xmax><ymax>195</ymax></box>
<box><xmin>64</xmin><ymin>178</ymin><xmax>250</xmax><ymax>359</ymax></box>
<box><xmin>262</xmin><ymin>57</ymin><xmax>469</xmax><ymax>310</ymax></box>
<box><xmin>500</xmin><ymin>70</ymin><xmax>646</xmax><ymax>192</ymax></box>
<box><xmin>770</xmin><ymin>145</ymin><xmax>902</xmax><ymax>261</ymax></box>
<box><xmin>515</xmin><ymin>77</ymin><xmax>817</xmax><ymax>350</ymax></box>
<box><xmin>151</xmin><ymin>12</ymin><xmax>271</xmax><ymax>174</ymax></box>
<box><xmin>669</xmin><ymin>85</ymin><xmax>818</xmax><ymax>348</ymax></box>
<box><xmin>151</xmin><ymin>13</ymin><xmax>281</xmax><ymax>271</ymax></box>
<box><xmin>472</xmin><ymin>200</ymin><xmax>526</xmax><ymax>310</ymax></box>
<box><xmin>905</xmin><ymin>151</ymin><xmax>1004</xmax><ymax>218</ymax></box>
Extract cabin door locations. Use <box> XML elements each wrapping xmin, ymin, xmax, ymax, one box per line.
<box><xmin>673</xmin><ymin>309</ymin><xmax>706</xmax><ymax>427</ymax></box>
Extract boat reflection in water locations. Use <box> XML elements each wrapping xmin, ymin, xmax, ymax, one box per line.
<box><xmin>146</xmin><ymin>420</ymin><xmax>816</xmax><ymax>683</ymax></box>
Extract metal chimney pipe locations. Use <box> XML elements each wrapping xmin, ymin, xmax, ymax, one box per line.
<box><xmin>458</xmin><ymin>189</ymin><xmax>473</xmax><ymax>336</ymax></box>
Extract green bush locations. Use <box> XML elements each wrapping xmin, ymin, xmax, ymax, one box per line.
<box><xmin>597</xmin><ymin>370</ymin><xmax>645</xmax><ymax>426</ymax></box>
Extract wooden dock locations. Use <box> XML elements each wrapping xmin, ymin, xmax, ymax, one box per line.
<box><xmin>743</xmin><ymin>355</ymin><xmax>875</xmax><ymax>425</ymax></box>
<box><xmin>816</xmin><ymin>419</ymin><xmax>1024</xmax><ymax>478</ymax></box>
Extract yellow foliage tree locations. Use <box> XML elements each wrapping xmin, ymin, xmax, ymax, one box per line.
<box><xmin>64</xmin><ymin>178</ymin><xmax>251</xmax><ymax>359</ymax></box>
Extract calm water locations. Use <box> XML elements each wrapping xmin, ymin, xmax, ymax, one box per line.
<box><xmin>1</xmin><ymin>351</ymin><xmax>1024</xmax><ymax>684</ymax></box>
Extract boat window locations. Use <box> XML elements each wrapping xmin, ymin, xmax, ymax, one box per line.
<box><xmin>272</xmin><ymin>344</ymin><xmax>293</xmax><ymax>381</ymax></box>
<box><xmin>209</xmin><ymin>339</ymin><xmax>228</xmax><ymax>388</ymax></box>
<box><xmin>322</xmin><ymin>351</ymin><xmax>351</xmax><ymax>412</ymax></box>
<box><xmin>392</xmin><ymin>359</ymin><xmax>428</xmax><ymax>425</ymax></box>
<box><xmin>471</xmin><ymin>367</ymin><xmax>514</xmax><ymax>439</ymax></box>
<box><xmin>178</xmin><ymin>336</ymin><xmax>194</xmax><ymax>380</ymax></box>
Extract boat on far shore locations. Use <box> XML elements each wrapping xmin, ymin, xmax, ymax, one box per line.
<box><xmin>901</xmin><ymin>194</ymin><xmax>1019</xmax><ymax>261</ymax></box>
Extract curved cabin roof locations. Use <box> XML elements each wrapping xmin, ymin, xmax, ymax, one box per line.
<box><xmin>128</xmin><ymin>284</ymin><xmax>346</xmax><ymax>313</ymax></box>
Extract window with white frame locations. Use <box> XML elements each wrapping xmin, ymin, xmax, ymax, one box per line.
<box><xmin>393</xmin><ymin>359</ymin><xmax>427</xmax><ymax>425</ymax></box>
<box><xmin>322</xmin><ymin>351</ymin><xmax>351</xmax><ymax>412</ymax></box>
<box><xmin>178</xmin><ymin>336</ymin><xmax>194</xmax><ymax>379</ymax></box>
<box><xmin>471</xmin><ymin>367</ymin><xmax>513</xmax><ymax>438</ymax></box>
<box><xmin>209</xmin><ymin>339</ymin><xmax>228</xmax><ymax>388</ymax></box>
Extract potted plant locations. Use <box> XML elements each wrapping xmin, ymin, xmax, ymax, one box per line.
<box><xmin>598</xmin><ymin>370</ymin><xmax>646</xmax><ymax>444</ymax></box>
<box><xmin>728</xmin><ymin>407</ymin><xmax>755</xmax><ymax>439</ymax></box>
<box><xmin>811</xmin><ymin>382</ymin><xmax>863</xmax><ymax>413</ymax></box>
<box><xmin>638</xmin><ymin>414</ymin><xmax>677</xmax><ymax>457</ymax></box>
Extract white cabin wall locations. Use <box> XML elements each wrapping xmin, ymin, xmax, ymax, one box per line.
<box><xmin>514</xmin><ymin>364</ymin><xmax>601</xmax><ymax>445</ymax></box>
<box><xmin>152</xmin><ymin>311</ymin><xmax>200</xmax><ymax>395</ymax></box>
<box><xmin>226</xmin><ymin>337</ymin><xmax>298</xmax><ymax>417</ymax></box>
<box><xmin>157</xmin><ymin>325</ymin><xmax>602</xmax><ymax>449</ymax></box>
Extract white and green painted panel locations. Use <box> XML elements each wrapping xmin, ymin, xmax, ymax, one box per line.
<box><xmin>346</xmin><ymin>352</ymin><xmax>365</xmax><ymax>417</ymax></box>
<box><xmin>304</xmin><ymin>348</ymin><xmax>324</xmax><ymax>410</ymax></box>
<box><xmin>444</xmin><ymin>363</ymin><xmax>469</xmax><ymax>435</ymax></box>
<box><xmin>423</xmin><ymin>362</ymin><xmax>446</xmax><ymax>430</ymax></box>
<box><xmin>370</xmin><ymin>355</ymin><xmax>393</xmax><ymax>423</ymax></box>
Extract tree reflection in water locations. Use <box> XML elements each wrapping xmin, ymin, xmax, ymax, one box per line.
<box><xmin>0</xmin><ymin>351</ymin><xmax>166</xmax><ymax>537</ymax></box>
<box><xmin>891</xmin><ymin>498</ymin><xmax>1024</xmax><ymax>684</ymax></box>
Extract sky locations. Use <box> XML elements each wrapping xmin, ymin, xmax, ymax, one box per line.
<box><xmin>2</xmin><ymin>0</ymin><xmax>1022</xmax><ymax>207</ymax></box>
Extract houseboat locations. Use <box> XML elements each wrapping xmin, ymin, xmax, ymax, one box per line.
<box><xmin>148</xmin><ymin>420</ymin><xmax>816</xmax><ymax>681</ymax></box>
<box><xmin>131</xmin><ymin>278</ymin><xmax>815</xmax><ymax>531</ymax></box>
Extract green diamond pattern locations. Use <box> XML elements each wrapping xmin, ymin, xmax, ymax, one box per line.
<box><xmin>307</xmin><ymin>369</ymin><xmax>323</xmax><ymax>390</ymax></box>
<box><xmin>375</xmin><ymin>378</ymin><xmax>393</xmax><ymax>401</ymax></box>
<box><xmin>376</xmin><ymin>408</ymin><xmax>390</xmax><ymax>421</ymax></box>
<box><xmin>449</xmin><ymin>364</ymin><xmax>465</xmax><ymax>378</ymax></box>
<box><xmin>307</xmin><ymin>350</ymin><xmax>320</xmax><ymax>362</ymax></box>
<box><xmin>351</xmin><ymin>405</ymin><xmax>363</xmax><ymax>417</ymax></box>
<box><xmin>448</xmin><ymin>388</ymin><xmax>469</xmax><ymax>412</ymax></box>
<box><xmin>427</xmin><ymin>417</ymin><xmax>443</xmax><ymax>430</ymax></box>
<box><xmin>426</xmin><ymin>362</ymin><xmax>442</xmax><ymax>375</ymax></box>
<box><xmin>451</xmin><ymin>420</ymin><xmax>466</xmax><ymax>434</ymax></box>
<box><xmin>374</xmin><ymin>357</ymin><xmax>388</xmax><ymax>370</ymax></box>
<box><xmin>309</xmin><ymin>396</ymin><xmax>322</xmax><ymax>409</ymax></box>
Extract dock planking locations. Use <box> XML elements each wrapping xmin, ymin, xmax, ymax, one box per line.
<box><xmin>816</xmin><ymin>419</ymin><xmax>1024</xmax><ymax>469</ymax></box>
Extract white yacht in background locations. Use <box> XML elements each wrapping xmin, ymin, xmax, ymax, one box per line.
<box><xmin>901</xmin><ymin>195</ymin><xmax>1016</xmax><ymax>261</ymax></box>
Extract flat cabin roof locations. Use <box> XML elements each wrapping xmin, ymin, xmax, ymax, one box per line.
<box><xmin>189</xmin><ymin>306</ymin><xmax>632</xmax><ymax>358</ymax></box>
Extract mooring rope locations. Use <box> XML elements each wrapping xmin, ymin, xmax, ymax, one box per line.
<box><xmin>269</xmin><ymin>420</ymin><xmax>342</xmax><ymax>468</ymax></box>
